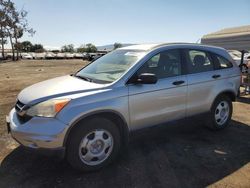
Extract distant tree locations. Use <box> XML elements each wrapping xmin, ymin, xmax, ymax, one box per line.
<box><xmin>76</xmin><ymin>44</ymin><xmax>86</xmax><ymax>53</ymax></box>
<box><xmin>12</xmin><ymin>9</ymin><xmax>35</xmax><ymax>59</ymax></box>
<box><xmin>20</xmin><ymin>40</ymin><xmax>32</xmax><ymax>52</ymax></box>
<box><xmin>30</xmin><ymin>44</ymin><xmax>44</xmax><ymax>52</ymax></box>
<box><xmin>114</xmin><ymin>42</ymin><xmax>122</xmax><ymax>50</ymax></box>
<box><xmin>76</xmin><ymin>47</ymin><xmax>85</xmax><ymax>53</ymax></box>
<box><xmin>0</xmin><ymin>35</ymin><xmax>7</xmax><ymax>58</ymax></box>
<box><xmin>4</xmin><ymin>0</ymin><xmax>16</xmax><ymax>60</ymax></box>
<box><xmin>14</xmin><ymin>41</ymin><xmax>22</xmax><ymax>52</ymax></box>
<box><xmin>76</xmin><ymin>44</ymin><xmax>97</xmax><ymax>53</ymax></box>
<box><xmin>85</xmin><ymin>43</ymin><xmax>97</xmax><ymax>53</ymax></box>
<box><xmin>0</xmin><ymin>0</ymin><xmax>8</xmax><ymax>59</ymax></box>
<box><xmin>61</xmin><ymin>44</ymin><xmax>75</xmax><ymax>53</ymax></box>
<box><xmin>34</xmin><ymin>48</ymin><xmax>44</xmax><ymax>53</ymax></box>
<box><xmin>51</xmin><ymin>50</ymin><xmax>60</xmax><ymax>53</ymax></box>
<box><xmin>19</xmin><ymin>41</ymin><xmax>44</xmax><ymax>53</ymax></box>
<box><xmin>0</xmin><ymin>0</ymin><xmax>35</xmax><ymax>61</ymax></box>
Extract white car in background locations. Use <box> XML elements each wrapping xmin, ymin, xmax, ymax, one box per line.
<box><xmin>45</xmin><ymin>52</ymin><xmax>56</xmax><ymax>59</ymax></box>
<box><xmin>29</xmin><ymin>53</ymin><xmax>36</xmax><ymax>59</ymax></box>
<box><xmin>56</xmin><ymin>53</ymin><xmax>65</xmax><ymax>59</ymax></box>
<box><xmin>35</xmin><ymin>53</ymin><xmax>46</xmax><ymax>59</ymax></box>
<box><xmin>65</xmin><ymin>53</ymin><xmax>74</xmax><ymax>59</ymax></box>
<box><xmin>21</xmin><ymin>53</ymin><xmax>33</xmax><ymax>60</ymax></box>
<box><xmin>74</xmin><ymin>53</ymin><xmax>83</xmax><ymax>59</ymax></box>
<box><xmin>228</xmin><ymin>50</ymin><xmax>248</xmax><ymax>66</ymax></box>
<box><xmin>245</xmin><ymin>53</ymin><xmax>250</xmax><ymax>61</ymax></box>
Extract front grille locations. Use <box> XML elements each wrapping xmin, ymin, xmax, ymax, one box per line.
<box><xmin>15</xmin><ymin>100</ymin><xmax>32</xmax><ymax>124</ymax></box>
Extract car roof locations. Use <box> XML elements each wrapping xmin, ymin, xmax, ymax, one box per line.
<box><xmin>120</xmin><ymin>43</ymin><xmax>232</xmax><ymax>61</ymax></box>
<box><xmin>120</xmin><ymin>43</ymin><xmax>226</xmax><ymax>51</ymax></box>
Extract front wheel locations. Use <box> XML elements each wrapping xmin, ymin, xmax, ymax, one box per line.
<box><xmin>207</xmin><ymin>95</ymin><xmax>232</xmax><ymax>130</ymax></box>
<box><xmin>66</xmin><ymin>117</ymin><xmax>121</xmax><ymax>171</ymax></box>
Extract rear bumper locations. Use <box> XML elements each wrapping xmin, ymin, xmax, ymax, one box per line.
<box><xmin>7</xmin><ymin>108</ymin><xmax>68</xmax><ymax>154</ymax></box>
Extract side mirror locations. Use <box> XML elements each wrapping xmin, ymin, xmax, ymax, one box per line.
<box><xmin>137</xmin><ymin>73</ymin><xmax>158</xmax><ymax>84</ymax></box>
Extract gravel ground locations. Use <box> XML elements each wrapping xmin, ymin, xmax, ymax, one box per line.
<box><xmin>0</xmin><ymin>60</ymin><xmax>249</xmax><ymax>188</ymax></box>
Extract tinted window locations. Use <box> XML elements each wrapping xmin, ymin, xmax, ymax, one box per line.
<box><xmin>137</xmin><ymin>50</ymin><xmax>181</xmax><ymax>79</ymax></box>
<box><xmin>186</xmin><ymin>50</ymin><xmax>214</xmax><ymax>74</ymax></box>
<box><xmin>213</xmin><ymin>55</ymin><xmax>233</xmax><ymax>69</ymax></box>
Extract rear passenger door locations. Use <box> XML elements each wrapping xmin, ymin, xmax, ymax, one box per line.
<box><xmin>211</xmin><ymin>53</ymin><xmax>235</xmax><ymax>80</ymax></box>
<box><xmin>185</xmin><ymin>49</ymin><xmax>217</xmax><ymax>116</ymax></box>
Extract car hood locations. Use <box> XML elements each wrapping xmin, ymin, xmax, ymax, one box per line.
<box><xmin>18</xmin><ymin>75</ymin><xmax>106</xmax><ymax>104</ymax></box>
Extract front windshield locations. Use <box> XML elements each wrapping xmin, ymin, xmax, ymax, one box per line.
<box><xmin>75</xmin><ymin>49</ymin><xmax>146</xmax><ymax>83</ymax></box>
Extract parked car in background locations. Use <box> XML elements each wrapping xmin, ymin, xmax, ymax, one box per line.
<box><xmin>65</xmin><ymin>53</ymin><xmax>74</xmax><ymax>59</ymax></box>
<box><xmin>56</xmin><ymin>53</ymin><xmax>65</xmax><ymax>59</ymax></box>
<box><xmin>7</xmin><ymin>43</ymin><xmax>241</xmax><ymax>171</ymax></box>
<box><xmin>35</xmin><ymin>52</ymin><xmax>46</xmax><ymax>60</ymax></box>
<box><xmin>82</xmin><ymin>52</ymin><xmax>91</xmax><ymax>60</ymax></box>
<box><xmin>29</xmin><ymin>52</ymin><xmax>36</xmax><ymax>59</ymax></box>
<box><xmin>87</xmin><ymin>53</ymin><xmax>96</xmax><ymax>61</ymax></box>
<box><xmin>45</xmin><ymin>52</ymin><xmax>56</xmax><ymax>59</ymax></box>
<box><xmin>245</xmin><ymin>53</ymin><xmax>250</xmax><ymax>68</ymax></box>
<box><xmin>228</xmin><ymin>50</ymin><xmax>248</xmax><ymax>66</ymax></box>
<box><xmin>74</xmin><ymin>53</ymin><xmax>83</xmax><ymax>59</ymax></box>
<box><xmin>21</xmin><ymin>53</ymin><xmax>33</xmax><ymax>60</ymax></box>
<box><xmin>92</xmin><ymin>53</ymin><xmax>106</xmax><ymax>61</ymax></box>
<box><xmin>82</xmin><ymin>53</ymin><xmax>106</xmax><ymax>61</ymax></box>
<box><xmin>5</xmin><ymin>53</ymin><xmax>13</xmax><ymax>59</ymax></box>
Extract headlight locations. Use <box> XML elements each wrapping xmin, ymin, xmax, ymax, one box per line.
<box><xmin>26</xmin><ymin>98</ymin><xmax>71</xmax><ymax>117</ymax></box>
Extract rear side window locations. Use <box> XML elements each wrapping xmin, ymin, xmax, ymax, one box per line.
<box><xmin>213</xmin><ymin>54</ymin><xmax>233</xmax><ymax>69</ymax></box>
<box><xmin>186</xmin><ymin>50</ymin><xmax>214</xmax><ymax>74</ymax></box>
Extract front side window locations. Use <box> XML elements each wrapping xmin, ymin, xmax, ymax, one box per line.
<box><xmin>76</xmin><ymin>50</ymin><xmax>146</xmax><ymax>83</ymax></box>
<box><xmin>186</xmin><ymin>50</ymin><xmax>214</xmax><ymax>74</ymax></box>
<box><xmin>137</xmin><ymin>49</ymin><xmax>182</xmax><ymax>79</ymax></box>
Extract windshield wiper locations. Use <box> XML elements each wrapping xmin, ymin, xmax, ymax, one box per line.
<box><xmin>72</xmin><ymin>74</ymin><xmax>111</xmax><ymax>84</ymax></box>
<box><xmin>74</xmin><ymin>75</ymin><xmax>93</xmax><ymax>82</ymax></box>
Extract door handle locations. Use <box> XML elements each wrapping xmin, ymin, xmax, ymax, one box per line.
<box><xmin>172</xmin><ymin>80</ymin><xmax>185</xmax><ymax>85</ymax></box>
<box><xmin>212</xmin><ymin>74</ymin><xmax>221</xmax><ymax>79</ymax></box>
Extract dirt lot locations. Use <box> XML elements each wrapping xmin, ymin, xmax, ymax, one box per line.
<box><xmin>0</xmin><ymin>60</ymin><xmax>249</xmax><ymax>188</ymax></box>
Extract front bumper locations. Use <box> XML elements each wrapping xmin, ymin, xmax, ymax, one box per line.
<box><xmin>7</xmin><ymin>108</ymin><xmax>68</xmax><ymax>154</ymax></box>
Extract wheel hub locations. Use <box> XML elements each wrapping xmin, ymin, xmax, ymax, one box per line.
<box><xmin>90</xmin><ymin>140</ymin><xmax>104</xmax><ymax>154</ymax></box>
<box><xmin>78</xmin><ymin>129</ymin><xmax>113</xmax><ymax>166</ymax></box>
<box><xmin>220</xmin><ymin>109</ymin><xmax>226</xmax><ymax>118</ymax></box>
<box><xmin>215</xmin><ymin>100</ymin><xmax>229</xmax><ymax>126</ymax></box>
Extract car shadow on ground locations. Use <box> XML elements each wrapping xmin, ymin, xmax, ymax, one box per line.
<box><xmin>0</xmin><ymin>119</ymin><xmax>249</xmax><ymax>188</ymax></box>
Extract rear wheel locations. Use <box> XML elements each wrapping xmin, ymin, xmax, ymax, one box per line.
<box><xmin>207</xmin><ymin>95</ymin><xmax>232</xmax><ymax>130</ymax></box>
<box><xmin>66</xmin><ymin>117</ymin><xmax>121</xmax><ymax>171</ymax></box>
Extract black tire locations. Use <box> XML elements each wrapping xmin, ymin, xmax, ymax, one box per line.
<box><xmin>207</xmin><ymin>95</ymin><xmax>232</xmax><ymax>130</ymax></box>
<box><xmin>66</xmin><ymin>117</ymin><xmax>121</xmax><ymax>171</ymax></box>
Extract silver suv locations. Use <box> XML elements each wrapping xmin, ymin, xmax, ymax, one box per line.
<box><xmin>7</xmin><ymin>43</ymin><xmax>241</xmax><ymax>171</ymax></box>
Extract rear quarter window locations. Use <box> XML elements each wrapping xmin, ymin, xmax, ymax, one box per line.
<box><xmin>213</xmin><ymin>54</ymin><xmax>233</xmax><ymax>69</ymax></box>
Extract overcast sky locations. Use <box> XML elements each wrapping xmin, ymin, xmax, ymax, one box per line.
<box><xmin>14</xmin><ymin>0</ymin><xmax>250</xmax><ymax>49</ymax></box>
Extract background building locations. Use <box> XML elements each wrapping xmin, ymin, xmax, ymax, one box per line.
<box><xmin>201</xmin><ymin>25</ymin><xmax>250</xmax><ymax>50</ymax></box>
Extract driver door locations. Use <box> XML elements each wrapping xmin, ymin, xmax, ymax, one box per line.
<box><xmin>128</xmin><ymin>49</ymin><xmax>187</xmax><ymax>130</ymax></box>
